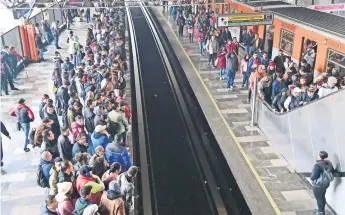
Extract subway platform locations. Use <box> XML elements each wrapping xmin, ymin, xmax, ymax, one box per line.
<box><xmin>0</xmin><ymin>20</ymin><xmax>132</xmax><ymax>214</ymax></box>
<box><xmin>153</xmin><ymin>7</ymin><xmax>334</xmax><ymax>215</ymax></box>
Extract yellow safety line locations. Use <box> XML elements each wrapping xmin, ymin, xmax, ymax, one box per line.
<box><xmin>157</xmin><ymin>9</ymin><xmax>282</xmax><ymax>215</ymax></box>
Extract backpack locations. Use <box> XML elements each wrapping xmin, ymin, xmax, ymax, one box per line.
<box><xmin>37</xmin><ymin>164</ymin><xmax>49</xmax><ymax>188</ymax></box>
<box><xmin>29</xmin><ymin>128</ymin><xmax>36</xmax><ymax>146</ymax></box>
<box><xmin>313</xmin><ymin>163</ymin><xmax>334</xmax><ymax>187</ymax></box>
<box><xmin>106</xmin><ymin>120</ymin><xmax>119</xmax><ymax>137</ymax></box>
<box><xmin>69</xmin><ymin>77</ymin><xmax>78</xmax><ymax>94</ymax></box>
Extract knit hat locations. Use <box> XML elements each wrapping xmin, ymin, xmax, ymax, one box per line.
<box><xmin>82</xmin><ymin>204</ymin><xmax>99</xmax><ymax>215</ymax></box>
<box><xmin>109</xmin><ymin>181</ymin><xmax>121</xmax><ymax>193</ymax></box>
<box><xmin>79</xmin><ymin>165</ymin><xmax>91</xmax><ymax>177</ymax></box>
<box><xmin>57</xmin><ymin>182</ymin><xmax>72</xmax><ymax>194</ymax></box>
<box><xmin>127</xmin><ymin>166</ymin><xmax>138</xmax><ymax>177</ymax></box>
<box><xmin>268</xmin><ymin>61</ymin><xmax>275</xmax><ymax>67</ymax></box>
<box><xmin>106</xmin><ymin>190</ymin><xmax>122</xmax><ymax>200</ymax></box>
<box><xmin>95</xmin><ymin>125</ymin><xmax>106</xmax><ymax>133</ymax></box>
<box><xmin>18</xmin><ymin>98</ymin><xmax>25</xmax><ymax>104</ymax></box>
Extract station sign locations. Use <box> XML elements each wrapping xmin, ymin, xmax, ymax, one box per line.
<box><xmin>217</xmin><ymin>12</ymin><xmax>274</xmax><ymax>27</ymax></box>
<box><xmin>12</xmin><ymin>3</ymin><xmax>31</xmax><ymax>19</ymax></box>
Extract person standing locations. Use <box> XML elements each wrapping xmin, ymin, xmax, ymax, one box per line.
<box><xmin>41</xmin><ymin>195</ymin><xmax>59</xmax><ymax>215</ymax></box>
<box><xmin>51</xmin><ymin>21</ymin><xmax>61</xmax><ymax>49</ymax></box>
<box><xmin>57</xmin><ymin>127</ymin><xmax>73</xmax><ymax>162</ymax></box>
<box><xmin>35</xmin><ymin>34</ymin><xmax>45</xmax><ymax>62</ymax></box>
<box><xmin>118</xmin><ymin>166</ymin><xmax>138</xmax><ymax>215</ymax></box>
<box><xmin>0</xmin><ymin>121</ymin><xmax>10</xmax><ymax>167</ymax></box>
<box><xmin>311</xmin><ymin>151</ymin><xmax>335</xmax><ymax>215</ymax></box>
<box><xmin>9</xmin><ymin>98</ymin><xmax>35</xmax><ymax>152</ymax></box>
<box><xmin>108</xmin><ymin>102</ymin><xmax>128</xmax><ymax>147</ymax></box>
<box><xmin>177</xmin><ymin>13</ymin><xmax>186</xmax><ymax>37</ymax></box>
<box><xmin>273</xmin><ymin>49</ymin><xmax>286</xmax><ymax>74</ymax></box>
<box><xmin>226</xmin><ymin>52</ymin><xmax>238</xmax><ymax>90</ymax></box>
<box><xmin>57</xmin><ymin>81</ymin><xmax>71</xmax><ymax>127</ymax></box>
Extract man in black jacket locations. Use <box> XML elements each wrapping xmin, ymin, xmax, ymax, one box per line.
<box><xmin>45</xmin><ymin>104</ymin><xmax>61</xmax><ymax>145</ymax></box>
<box><xmin>84</xmin><ymin>99</ymin><xmax>95</xmax><ymax>145</ymax></box>
<box><xmin>57</xmin><ymin>80</ymin><xmax>71</xmax><ymax>127</ymax></box>
<box><xmin>0</xmin><ymin>121</ymin><xmax>11</xmax><ymax>167</ymax></box>
<box><xmin>40</xmin><ymin>129</ymin><xmax>59</xmax><ymax>159</ymax></box>
<box><xmin>57</xmin><ymin>126</ymin><xmax>73</xmax><ymax>161</ymax></box>
<box><xmin>311</xmin><ymin>151</ymin><xmax>335</xmax><ymax>215</ymax></box>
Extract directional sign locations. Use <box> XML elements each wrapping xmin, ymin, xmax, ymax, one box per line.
<box><xmin>217</xmin><ymin>12</ymin><xmax>274</xmax><ymax>27</ymax></box>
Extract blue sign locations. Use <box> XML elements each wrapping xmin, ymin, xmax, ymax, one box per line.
<box><xmin>12</xmin><ymin>3</ymin><xmax>31</xmax><ymax>19</ymax></box>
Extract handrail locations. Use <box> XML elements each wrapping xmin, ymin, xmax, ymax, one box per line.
<box><xmin>258</xmin><ymin>87</ymin><xmax>345</xmax><ymax>116</ymax></box>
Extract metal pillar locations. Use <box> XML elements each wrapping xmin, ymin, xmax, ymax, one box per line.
<box><xmin>250</xmin><ymin>77</ymin><xmax>258</xmax><ymax>127</ymax></box>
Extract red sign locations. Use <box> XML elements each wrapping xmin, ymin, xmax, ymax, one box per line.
<box><xmin>310</xmin><ymin>4</ymin><xmax>345</xmax><ymax>12</ymax></box>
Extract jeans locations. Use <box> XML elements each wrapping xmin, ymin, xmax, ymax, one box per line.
<box><xmin>208</xmin><ymin>53</ymin><xmax>216</xmax><ymax>66</ymax></box>
<box><xmin>62</xmin><ymin>106</ymin><xmax>68</xmax><ymax>127</ymax></box>
<box><xmin>38</xmin><ymin>48</ymin><xmax>44</xmax><ymax>59</ymax></box>
<box><xmin>115</xmin><ymin>132</ymin><xmax>127</xmax><ymax>147</ymax></box>
<box><xmin>73</xmin><ymin>54</ymin><xmax>79</xmax><ymax>69</ymax></box>
<box><xmin>1</xmin><ymin>74</ymin><xmax>8</xmax><ymax>93</ymax></box>
<box><xmin>226</xmin><ymin>69</ymin><xmax>235</xmax><ymax>88</ymax></box>
<box><xmin>313</xmin><ymin>186</ymin><xmax>328</xmax><ymax>213</ymax></box>
<box><xmin>219</xmin><ymin>68</ymin><xmax>226</xmax><ymax>77</ymax></box>
<box><xmin>245</xmin><ymin>45</ymin><xmax>253</xmax><ymax>55</ymax></box>
<box><xmin>242</xmin><ymin>72</ymin><xmax>250</xmax><ymax>89</ymax></box>
<box><xmin>20</xmin><ymin>123</ymin><xmax>30</xmax><ymax>149</ymax></box>
<box><xmin>199</xmin><ymin>42</ymin><xmax>204</xmax><ymax>54</ymax></box>
<box><xmin>54</xmin><ymin>35</ymin><xmax>59</xmax><ymax>49</ymax></box>
<box><xmin>178</xmin><ymin>26</ymin><xmax>184</xmax><ymax>37</ymax></box>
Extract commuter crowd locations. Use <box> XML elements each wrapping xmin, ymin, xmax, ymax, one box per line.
<box><xmin>169</xmin><ymin>4</ymin><xmax>344</xmax><ymax>113</ymax></box>
<box><xmin>167</xmin><ymin>4</ymin><xmax>340</xmax><ymax>215</ymax></box>
<box><xmin>3</xmin><ymin>5</ymin><xmax>138</xmax><ymax>215</ymax></box>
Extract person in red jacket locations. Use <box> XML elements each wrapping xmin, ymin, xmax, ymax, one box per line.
<box><xmin>71</xmin><ymin>115</ymin><xmax>86</xmax><ymax>143</ymax></box>
<box><xmin>9</xmin><ymin>98</ymin><xmax>35</xmax><ymax>152</ymax></box>
<box><xmin>119</xmin><ymin>101</ymin><xmax>131</xmax><ymax>124</ymax></box>
<box><xmin>217</xmin><ymin>48</ymin><xmax>227</xmax><ymax>80</ymax></box>
<box><xmin>76</xmin><ymin>166</ymin><xmax>105</xmax><ymax>205</ymax></box>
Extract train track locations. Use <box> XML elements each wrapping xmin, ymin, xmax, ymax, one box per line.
<box><xmin>128</xmin><ymin>4</ymin><xmax>251</xmax><ymax>215</ymax></box>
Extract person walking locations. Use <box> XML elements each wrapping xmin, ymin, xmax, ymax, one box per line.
<box><xmin>9</xmin><ymin>98</ymin><xmax>35</xmax><ymax>152</ymax></box>
<box><xmin>311</xmin><ymin>151</ymin><xmax>335</xmax><ymax>215</ymax></box>
<box><xmin>51</xmin><ymin>21</ymin><xmax>61</xmax><ymax>49</ymax></box>
<box><xmin>177</xmin><ymin>13</ymin><xmax>186</xmax><ymax>37</ymax></box>
<box><xmin>217</xmin><ymin>48</ymin><xmax>226</xmax><ymax>80</ymax></box>
<box><xmin>226</xmin><ymin>52</ymin><xmax>238</xmax><ymax>90</ymax></box>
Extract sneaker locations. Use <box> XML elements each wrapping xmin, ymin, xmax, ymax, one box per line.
<box><xmin>220</xmin><ymin>77</ymin><xmax>222</xmax><ymax>81</ymax></box>
<box><xmin>11</xmin><ymin>87</ymin><xmax>19</xmax><ymax>90</ymax></box>
<box><xmin>230</xmin><ymin>86</ymin><xmax>233</xmax><ymax>89</ymax></box>
<box><xmin>1</xmin><ymin>161</ymin><xmax>3</xmax><ymax>167</ymax></box>
<box><xmin>24</xmin><ymin>148</ymin><xmax>30</xmax><ymax>152</ymax></box>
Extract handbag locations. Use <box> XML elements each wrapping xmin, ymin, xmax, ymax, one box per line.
<box><xmin>214</xmin><ymin>58</ymin><xmax>219</xmax><ymax>66</ymax></box>
<box><xmin>16</xmin><ymin>122</ymin><xmax>21</xmax><ymax>131</ymax></box>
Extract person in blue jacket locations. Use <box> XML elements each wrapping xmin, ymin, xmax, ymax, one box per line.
<box><xmin>248</xmin><ymin>52</ymin><xmax>262</xmax><ymax>74</ymax></box>
<box><xmin>271</xmin><ymin>73</ymin><xmax>288</xmax><ymax>100</ymax></box>
<box><xmin>91</xmin><ymin>125</ymin><xmax>111</xmax><ymax>154</ymax></box>
<box><xmin>40</xmin><ymin>151</ymin><xmax>53</xmax><ymax>183</ymax></box>
<box><xmin>105</xmin><ymin>141</ymin><xmax>131</xmax><ymax>173</ymax></box>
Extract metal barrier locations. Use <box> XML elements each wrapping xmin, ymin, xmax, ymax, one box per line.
<box><xmin>256</xmin><ymin>89</ymin><xmax>345</xmax><ymax>173</ymax></box>
<box><xmin>0</xmin><ymin>4</ymin><xmax>65</xmax><ymax>57</ymax></box>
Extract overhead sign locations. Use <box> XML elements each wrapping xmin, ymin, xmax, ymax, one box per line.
<box><xmin>309</xmin><ymin>3</ymin><xmax>345</xmax><ymax>12</ymax></box>
<box><xmin>43</xmin><ymin>12</ymin><xmax>49</xmax><ymax>20</ymax></box>
<box><xmin>217</xmin><ymin>12</ymin><xmax>274</xmax><ymax>27</ymax></box>
<box><xmin>12</xmin><ymin>3</ymin><xmax>31</xmax><ymax>19</ymax></box>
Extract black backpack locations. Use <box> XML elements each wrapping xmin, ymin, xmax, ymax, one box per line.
<box><xmin>37</xmin><ymin>164</ymin><xmax>49</xmax><ymax>188</ymax></box>
<box><xmin>106</xmin><ymin>120</ymin><xmax>119</xmax><ymax>137</ymax></box>
<box><xmin>29</xmin><ymin>128</ymin><xmax>36</xmax><ymax>147</ymax></box>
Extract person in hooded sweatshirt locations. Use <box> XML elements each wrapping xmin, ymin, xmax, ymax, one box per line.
<box><xmin>102</xmin><ymin>162</ymin><xmax>121</xmax><ymax>189</ymax></box>
<box><xmin>41</xmin><ymin>129</ymin><xmax>59</xmax><ymax>159</ymax></box>
<box><xmin>83</xmin><ymin>204</ymin><xmax>99</xmax><ymax>215</ymax></box>
<box><xmin>93</xmin><ymin>105</ymin><xmax>106</xmax><ymax>127</ymax></box>
<box><xmin>9</xmin><ymin>98</ymin><xmax>35</xmax><ymax>152</ymax></box>
<box><xmin>75</xmin><ymin>166</ymin><xmax>105</xmax><ymax>205</ymax></box>
<box><xmin>58</xmin><ymin>126</ymin><xmax>73</xmax><ymax>161</ymax></box>
<box><xmin>41</xmin><ymin>195</ymin><xmax>59</xmax><ymax>215</ymax></box>
<box><xmin>99</xmin><ymin>181</ymin><xmax>125</xmax><ymax>215</ymax></box>
<box><xmin>73</xmin><ymin>185</ymin><xmax>93</xmax><ymax>214</ymax></box>
<box><xmin>84</xmin><ymin>99</ymin><xmax>96</xmax><ymax>138</ymax></box>
<box><xmin>105</xmin><ymin>141</ymin><xmax>131</xmax><ymax>173</ymax></box>
<box><xmin>118</xmin><ymin>166</ymin><xmax>138</xmax><ymax>215</ymax></box>
<box><xmin>45</xmin><ymin>104</ymin><xmax>61</xmax><ymax>145</ymax></box>
<box><xmin>56</xmin><ymin>182</ymin><xmax>76</xmax><ymax>215</ymax></box>
<box><xmin>91</xmin><ymin>125</ymin><xmax>111</xmax><ymax>153</ymax></box>
<box><xmin>40</xmin><ymin>151</ymin><xmax>53</xmax><ymax>183</ymax></box>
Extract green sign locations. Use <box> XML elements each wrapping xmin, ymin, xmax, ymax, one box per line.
<box><xmin>217</xmin><ymin>12</ymin><xmax>274</xmax><ymax>27</ymax></box>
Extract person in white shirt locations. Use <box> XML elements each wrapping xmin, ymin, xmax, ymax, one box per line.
<box><xmin>318</xmin><ymin>76</ymin><xmax>338</xmax><ymax>98</ymax></box>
